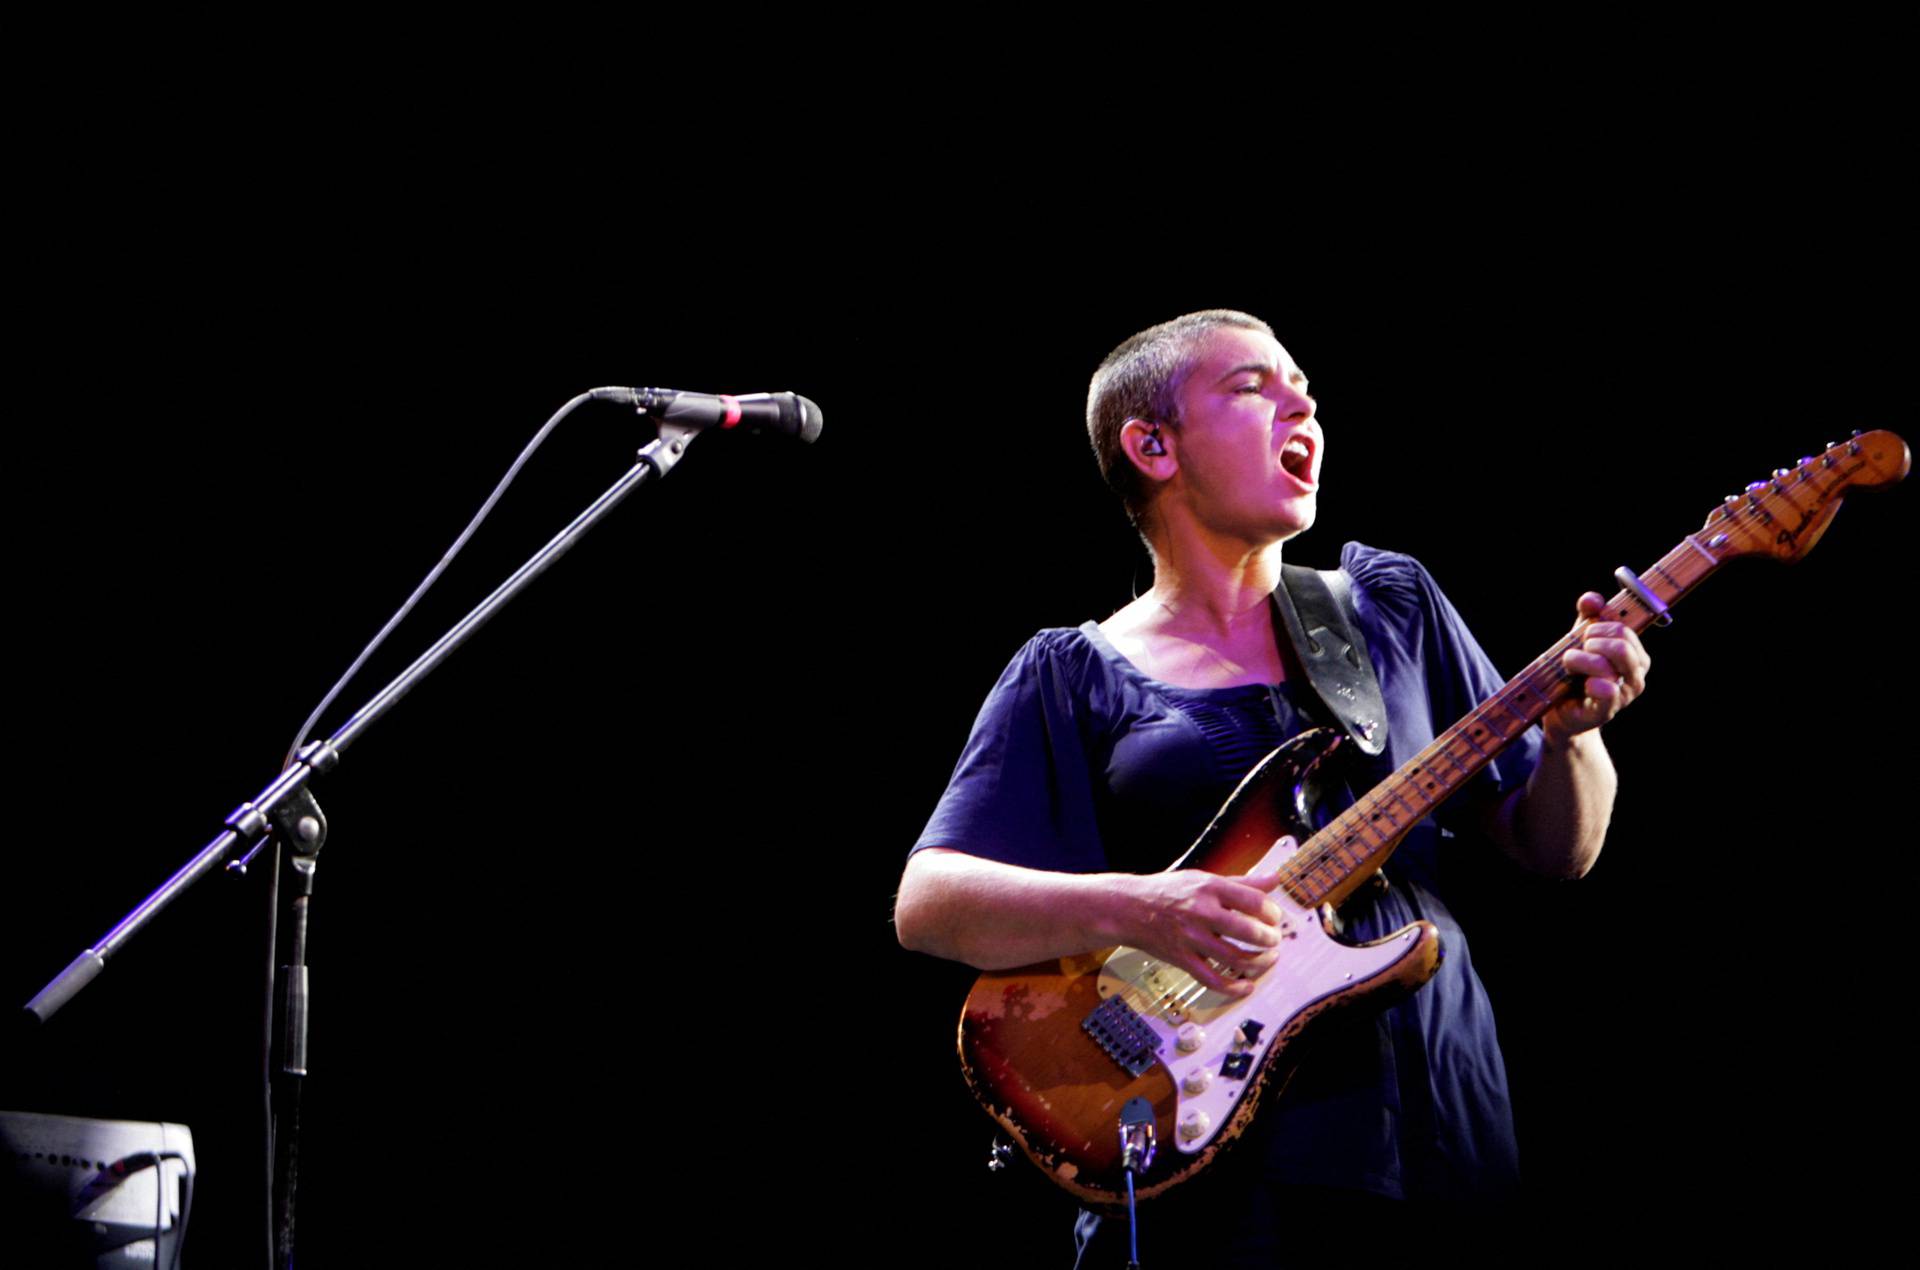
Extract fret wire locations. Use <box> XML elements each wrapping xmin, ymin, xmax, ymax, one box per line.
<box><xmin>1276</xmin><ymin>520</ymin><xmax>1749</xmax><ymax>908</ymax></box>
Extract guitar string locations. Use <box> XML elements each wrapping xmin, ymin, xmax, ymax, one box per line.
<box><xmin>1293</xmin><ymin>486</ymin><xmax>1808</xmax><ymax>896</ymax></box>
<box><xmin>1280</xmin><ymin>538</ymin><xmax>1702</xmax><ymax>896</ymax></box>
<box><xmin>1125</xmin><ymin>583</ymin><xmax>1665</xmax><ymax>1010</ymax></box>
<box><xmin>1283</xmin><ymin>632</ymin><xmax>1586</xmax><ymax>893</ymax></box>
<box><xmin>1157</xmin><ymin>597</ymin><xmax>1664</xmax><ymax>1003</ymax></box>
<box><xmin>1121</xmin><ymin>486</ymin><xmax>1815</xmax><ymax>1011</ymax></box>
<box><xmin>1282</xmin><ymin>549</ymin><xmax>1700</xmax><ymax>897</ymax></box>
<box><xmin>1137</xmin><ymin>668</ymin><xmax>1608</xmax><ymax>1015</ymax></box>
<box><xmin>1111</xmin><ymin>457</ymin><xmax>1861</xmax><ymax>1035</ymax></box>
<box><xmin>1121</xmin><ymin>629</ymin><xmax>1598</xmax><ymax>1017</ymax></box>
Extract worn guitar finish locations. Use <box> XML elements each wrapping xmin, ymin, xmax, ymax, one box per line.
<box><xmin>959</xmin><ymin>431</ymin><xmax>1910</xmax><ymax>1210</ymax></box>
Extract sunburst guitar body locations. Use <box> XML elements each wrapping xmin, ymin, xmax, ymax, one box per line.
<box><xmin>959</xmin><ymin>728</ymin><xmax>1436</xmax><ymax>1210</ymax></box>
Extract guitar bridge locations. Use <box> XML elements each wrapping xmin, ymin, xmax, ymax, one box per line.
<box><xmin>1082</xmin><ymin>996</ymin><xmax>1162</xmax><ymax>1077</ymax></box>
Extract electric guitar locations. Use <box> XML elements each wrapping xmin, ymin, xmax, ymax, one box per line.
<box><xmin>957</xmin><ymin>430</ymin><xmax>1909</xmax><ymax>1210</ymax></box>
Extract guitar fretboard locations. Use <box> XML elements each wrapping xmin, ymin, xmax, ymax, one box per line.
<box><xmin>1277</xmin><ymin>536</ymin><xmax>1723</xmax><ymax>908</ymax></box>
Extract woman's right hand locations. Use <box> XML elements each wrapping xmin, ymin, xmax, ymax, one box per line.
<box><xmin>1111</xmin><ymin>868</ymin><xmax>1289</xmax><ymax>995</ymax></box>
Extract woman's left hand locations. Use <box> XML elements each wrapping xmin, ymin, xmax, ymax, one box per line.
<box><xmin>1544</xmin><ymin>591</ymin><xmax>1651</xmax><ymax>746</ymax></box>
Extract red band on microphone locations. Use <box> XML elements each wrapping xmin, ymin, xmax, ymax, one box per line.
<box><xmin>720</xmin><ymin>395</ymin><xmax>743</xmax><ymax>428</ymax></box>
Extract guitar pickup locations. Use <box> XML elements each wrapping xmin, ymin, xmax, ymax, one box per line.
<box><xmin>1220</xmin><ymin>1052</ymin><xmax>1254</xmax><ymax>1080</ymax></box>
<box><xmin>1083</xmin><ymin>996</ymin><xmax>1162</xmax><ymax>1078</ymax></box>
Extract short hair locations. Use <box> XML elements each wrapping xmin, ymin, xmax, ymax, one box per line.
<box><xmin>1086</xmin><ymin>309</ymin><xmax>1276</xmax><ymax>530</ymax></box>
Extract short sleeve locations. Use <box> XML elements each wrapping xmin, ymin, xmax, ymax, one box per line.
<box><xmin>911</xmin><ymin>631</ymin><xmax>1111</xmax><ymax>874</ymax></box>
<box><xmin>1341</xmin><ymin>542</ymin><xmax>1542</xmax><ymax>830</ymax></box>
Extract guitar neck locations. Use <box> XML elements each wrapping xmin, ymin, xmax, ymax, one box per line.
<box><xmin>1280</xmin><ymin>534</ymin><xmax>1726</xmax><ymax>909</ymax></box>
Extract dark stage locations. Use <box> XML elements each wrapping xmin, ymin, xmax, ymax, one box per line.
<box><xmin>1</xmin><ymin>219</ymin><xmax>1909</xmax><ymax>1266</ymax></box>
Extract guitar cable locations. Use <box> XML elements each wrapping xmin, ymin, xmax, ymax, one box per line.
<box><xmin>1125</xmin><ymin>1170</ymin><xmax>1141</xmax><ymax>1269</ymax></box>
<box><xmin>1117</xmin><ymin>1096</ymin><xmax>1155</xmax><ymax>1268</ymax></box>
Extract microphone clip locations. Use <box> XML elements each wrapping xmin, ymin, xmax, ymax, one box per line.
<box><xmin>637</xmin><ymin>420</ymin><xmax>703</xmax><ymax>480</ymax></box>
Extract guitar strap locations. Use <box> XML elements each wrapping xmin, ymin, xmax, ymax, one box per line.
<box><xmin>1273</xmin><ymin>564</ymin><xmax>1390</xmax><ymax>758</ymax></box>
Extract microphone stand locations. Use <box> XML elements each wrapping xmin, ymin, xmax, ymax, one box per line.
<box><xmin>24</xmin><ymin>418</ymin><xmax>707</xmax><ymax>1268</ymax></box>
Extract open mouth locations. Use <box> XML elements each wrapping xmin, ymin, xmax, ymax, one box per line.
<box><xmin>1279</xmin><ymin>434</ymin><xmax>1316</xmax><ymax>486</ymax></box>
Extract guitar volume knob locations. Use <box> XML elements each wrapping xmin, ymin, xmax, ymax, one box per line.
<box><xmin>1175</xmin><ymin>1022</ymin><xmax>1207</xmax><ymax>1053</ymax></box>
<box><xmin>1182</xmin><ymin>1067</ymin><xmax>1213</xmax><ymax>1095</ymax></box>
<box><xmin>1178</xmin><ymin>1110</ymin><xmax>1212</xmax><ymax>1142</ymax></box>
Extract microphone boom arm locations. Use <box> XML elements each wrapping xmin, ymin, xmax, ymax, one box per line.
<box><xmin>23</xmin><ymin>420</ymin><xmax>706</xmax><ymax>1023</ymax></box>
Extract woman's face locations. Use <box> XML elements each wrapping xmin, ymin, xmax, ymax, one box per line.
<box><xmin>1161</xmin><ymin>326</ymin><xmax>1323</xmax><ymax>547</ymax></box>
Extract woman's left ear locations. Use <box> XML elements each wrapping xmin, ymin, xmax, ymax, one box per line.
<box><xmin>1120</xmin><ymin>417</ymin><xmax>1176</xmax><ymax>479</ymax></box>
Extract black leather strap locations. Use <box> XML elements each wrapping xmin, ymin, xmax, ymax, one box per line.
<box><xmin>1273</xmin><ymin>564</ymin><xmax>1389</xmax><ymax>757</ymax></box>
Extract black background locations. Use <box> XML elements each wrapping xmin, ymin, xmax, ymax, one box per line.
<box><xmin>0</xmin><ymin>131</ymin><xmax>1910</xmax><ymax>1267</ymax></box>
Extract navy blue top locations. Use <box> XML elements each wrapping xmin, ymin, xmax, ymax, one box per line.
<box><xmin>914</xmin><ymin>542</ymin><xmax>1543</xmax><ymax>1199</ymax></box>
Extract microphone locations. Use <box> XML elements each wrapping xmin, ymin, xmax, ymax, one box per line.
<box><xmin>591</xmin><ymin>387</ymin><xmax>823</xmax><ymax>443</ymax></box>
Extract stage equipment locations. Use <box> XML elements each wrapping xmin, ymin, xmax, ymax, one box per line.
<box><xmin>19</xmin><ymin>384</ymin><xmax>821</xmax><ymax>1267</ymax></box>
<box><xmin>0</xmin><ymin>1108</ymin><xmax>195</xmax><ymax>1268</ymax></box>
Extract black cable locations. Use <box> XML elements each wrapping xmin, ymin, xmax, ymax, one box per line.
<box><xmin>280</xmin><ymin>392</ymin><xmax>594</xmax><ymax>770</ymax></box>
<box><xmin>170</xmin><ymin>1156</ymin><xmax>193</xmax><ymax>1270</ymax></box>
<box><xmin>121</xmin><ymin>1150</ymin><xmax>190</xmax><ymax>1270</ymax></box>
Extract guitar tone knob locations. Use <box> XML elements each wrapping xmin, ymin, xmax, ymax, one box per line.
<box><xmin>1182</xmin><ymin>1067</ymin><xmax>1213</xmax><ymax>1096</ymax></box>
<box><xmin>1178</xmin><ymin>1110</ymin><xmax>1212</xmax><ymax>1142</ymax></box>
<box><xmin>1175</xmin><ymin>1022</ymin><xmax>1207</xmax><ymax>1054</ymax></box>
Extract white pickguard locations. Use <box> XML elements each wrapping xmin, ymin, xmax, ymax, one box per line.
<box><xmin>1093</xmin><ymin>836</ymin><xmax>1428</xmax><ymax>1154</ymax></box>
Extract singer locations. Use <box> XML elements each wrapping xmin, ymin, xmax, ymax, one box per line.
<box><xmin>893</xmin><ymin>311</ymin><xmax>1648</xmax><ymax>1264</ymax></box>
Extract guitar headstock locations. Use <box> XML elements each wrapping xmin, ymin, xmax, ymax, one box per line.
<box><xmin>1698</xmin><ymin>430</ymin><xmax>1909</xmax><ymax>563</ymax></box>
